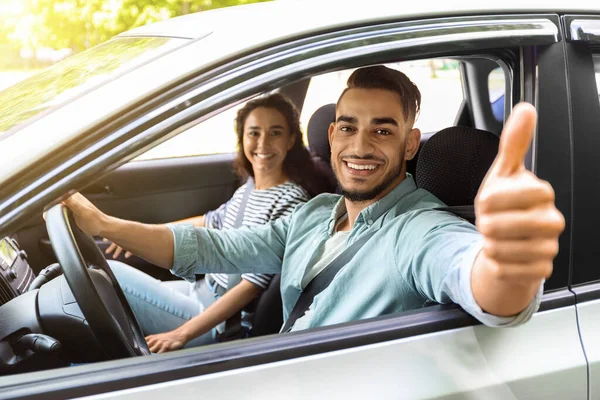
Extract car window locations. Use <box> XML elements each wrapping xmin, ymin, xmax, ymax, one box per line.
<box><xmin>300</xmin><ymin>59</ymin><xmax>464</xmax><ymax>136</ymax></box>
<box><xmin>134</xmin><ymin>104</ymin><xmax>242</xmax><ymax>161</ymax></box>
<box><xmin>0</xmin><ymin>37</ymin><xmax>186</xmax><ymax>137</ymax></box>
<box><xmin>488</xmin><ymin>67</ymin><xmax>505</xmax><ymax>121</ymax></box>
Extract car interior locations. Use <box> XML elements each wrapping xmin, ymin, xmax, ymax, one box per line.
<box><xmin>0</xmin><ymin>55</ymin><xmax>524</xmax><ymax>375</ymax></box>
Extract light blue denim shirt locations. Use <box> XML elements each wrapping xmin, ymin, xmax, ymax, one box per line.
<box><xmin>169</xmin><ymin>175</ymin><xmax>541</xmax><ymax>331</ymax></box>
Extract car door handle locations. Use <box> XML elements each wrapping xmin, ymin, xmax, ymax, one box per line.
<box><xmin>82</xmin><ymin>184</ymin><xmax>114</xmax><ymax>196</ymax></box>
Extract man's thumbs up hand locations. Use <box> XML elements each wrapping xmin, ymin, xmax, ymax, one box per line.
<box><xmin>472</xmin><ymin>103</ymin><xmax>565</xmax><ymax>316</ymax></box>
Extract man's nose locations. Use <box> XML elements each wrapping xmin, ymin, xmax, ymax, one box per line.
<box><xmin>351</xmin><ymin>129</ymin><xmax>375</xmax><ymax>156</ymax></box>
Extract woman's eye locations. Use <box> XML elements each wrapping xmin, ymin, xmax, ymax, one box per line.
<box><xmin>247</xmin><ymin>131</ymin><xmax>259</xmax><ymax>137</ymax></box>
<box><xmin>270</xmin><ymin>130</ymin><xmax>283</xmax><ymax>136</ymax></box>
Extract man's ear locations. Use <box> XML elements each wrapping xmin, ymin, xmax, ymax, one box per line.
<box><xmin>328</xmin><ymin>122</ymin><xmax>335</xmax><ymax>148</ymax></box>
<box><xmin>405</xmin><ymin>128</ymin><xmax>421</xmax><ymax>160</ymax></box>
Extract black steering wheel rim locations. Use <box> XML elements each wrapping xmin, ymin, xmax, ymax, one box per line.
<box><xmin>45</xmin><ymin>204</ymin><xmax>150</xmax><ymax>359</ymax></box>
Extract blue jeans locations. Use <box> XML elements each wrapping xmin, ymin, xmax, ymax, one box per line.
<box><xmin>108</xmin><ymin>261</ymin><xmax>217</xmax><ymax>348</ymax></box>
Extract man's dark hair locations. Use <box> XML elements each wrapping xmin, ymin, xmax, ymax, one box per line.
<box><xmin>233</xmin><ymin>93</ymin><xmax>330</xmax><ymax>197</ymax></box>
<box><xmin>338</xmin><ymin>65</ymin><xmax>421</xmax><ymax>124</ymax></box>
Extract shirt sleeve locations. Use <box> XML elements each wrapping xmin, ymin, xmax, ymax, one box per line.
<box><xmin>240</xmin><ymin>184</ymin><xmax>309</xmax><ymax>289</ymax></box>
<box><xmin>402</xmin><ymin>210</ymin><xmax>542</xmax><ymax>327</ymax></box>
<box><xmin>167</xmin><ymin>214</ymin><xmax>292</xmax><ymax>282</ymax></box>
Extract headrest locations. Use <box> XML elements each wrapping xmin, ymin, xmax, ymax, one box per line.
<box><xmin>307</xmin><ymin>103</ymin><xmax>336</xmax><ymax>163</ymax></box>
<box><xmin>416</xmin><ymin>126</ymin><xmax>499</xmax><ymax>206</ymax></box>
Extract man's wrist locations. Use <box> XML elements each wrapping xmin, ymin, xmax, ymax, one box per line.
<box><xmin>97</xmin><ymin>214</ymin><xmax>119</xmax><ymax>238</ymax></box>
<box><xmin>472</xmin><ymin>253</ymin><xmax>542</xmax><ymax>316</ymax></box>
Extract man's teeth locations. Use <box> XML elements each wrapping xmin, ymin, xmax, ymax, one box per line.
<box><xmin>347</xmin><ymin>162</ymin><xmax>378</xmax><ymax>171</ymax></box>
<box><xmin>255</xmin><ymin>153</ymin><xmax>274</xmax><ymax>159</ymax></box>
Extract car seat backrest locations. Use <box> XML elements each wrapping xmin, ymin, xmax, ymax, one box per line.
<box><xmin>307</xmin><ymin>103</ymin><xmax>337</xmax><ymax>194</ymax></box>
<box><xmin>415</xmin><ymin>126</ymin><xmax>499</xmax><ymax>206</ymax></box>
<box><xmin>307</xmin><ymin>103</ymin><xmax>336</xmax><ymax>164</ymax></box>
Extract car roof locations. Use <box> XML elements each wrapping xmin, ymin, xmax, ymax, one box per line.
<box><xmin>1</xmin><ymin>0</ymin><xmax>599</xmax><ymax>185</ymax></box>
<box><xmin>120</xmin><ymin>0</ymin><xmax>600</xmax><ymax>41</ymax></box>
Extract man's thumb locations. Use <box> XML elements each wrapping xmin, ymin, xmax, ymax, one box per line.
<box><xmin>490</xmin><ymin>102</ymin><xmax>537</xmax><ymax>177</ymax></box>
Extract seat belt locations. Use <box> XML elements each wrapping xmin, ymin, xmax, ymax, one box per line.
<box><xmin>280</xmin><ymin>204</ymin><xmax>476</xmax><ymax>333</ymax></box>
<box><xmin>435</xmin><ymin>205</ymin><xmax>475</xmax><ymax>223</ymax></box>
<box><xmin>281</xmin><ymin>229</ymin><xmax>377</xmax><ymax>333</ymax></box>
<box><xmin>218</xmin><ymin>178</ymin><xmax>254</xmax><ymax>341</ymax></box>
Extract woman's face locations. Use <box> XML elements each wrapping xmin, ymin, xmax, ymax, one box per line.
<box><xmin>242</xmin><ymin>107</ymin><xmax>296</xmax><ymax>177</ymax></box>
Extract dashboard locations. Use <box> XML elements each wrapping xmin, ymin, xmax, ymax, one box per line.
<box><xmin>0</xmin><ymin>237</ymin><xmax>34</xmax><ymax>304</ymax></box>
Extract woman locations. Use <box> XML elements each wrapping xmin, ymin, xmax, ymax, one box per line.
<box><xmin>107</xmin><ymin>93</ymin><xmax>327</xmax><ymax>353</ymax></box>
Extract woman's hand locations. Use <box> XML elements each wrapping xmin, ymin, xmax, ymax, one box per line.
<box><xmin>103</xmin><ymin>239</ymin><xmax>133</xmax><ymax>259</ymax></box>
<box><xmin>145</xmin><ymin>330</ymin><xmax>188</xmax><ymax>353</ymax></box>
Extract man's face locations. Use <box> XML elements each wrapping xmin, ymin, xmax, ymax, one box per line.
<box><xmin>328</xmin><ymin>88</ymin><xmax>420</xmax><ymax>203</ymax></box>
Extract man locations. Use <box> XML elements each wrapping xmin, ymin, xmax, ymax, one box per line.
<box><xmin>64</xmin><ymin>65</ymin><xmax>564</xmax><ymax>332</ymax></box>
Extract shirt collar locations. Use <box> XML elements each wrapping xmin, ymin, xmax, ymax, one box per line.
<box><xmin>327</xmin><ymin>173</ymin><xmax>417</xmax><ymax>235</ymax></box>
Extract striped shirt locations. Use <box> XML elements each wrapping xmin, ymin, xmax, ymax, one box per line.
<box><xmin>204</xmin><ymin>179</ymin><xmax>309</xmax><ymax>289</ymax></box>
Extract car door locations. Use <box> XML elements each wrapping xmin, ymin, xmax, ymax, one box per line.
<box><xmin>0</xmin><ymin>11</ymin><xmax>586</xmax><ymax>400</ymax></box>
<box><xmin>561</xmin><ymin>15</ymin><xmax>600</xmax><ymax>400</ymax></box>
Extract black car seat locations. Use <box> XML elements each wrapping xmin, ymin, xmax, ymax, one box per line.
<box><xmin>307</xmin><ymin>103</ymin><xmax>335</xmax><ymax>165</ymax></box>
<box><xmin>307</xmin><ymin>103</ymin><xmax>337</xmax><ymax>193</ymax></box>
<box><xmin>415</xmin><ymin>126</ymin><xmax>499</xmax><ymax>206</ymax></box>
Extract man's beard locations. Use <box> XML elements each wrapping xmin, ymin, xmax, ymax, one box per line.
<box><xmin>333</xmin><ymin>157</ymin><xmax>403</xmax><ymax>202</ymax></box>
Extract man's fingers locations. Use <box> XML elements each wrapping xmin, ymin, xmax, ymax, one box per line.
<box><xmin>476</xmin><ymin>174</ymin><xmax>554</xmax><ymax>213</ymax></box>
<box><xmin>483</xmin><ymin>238</ymin><xmax>559</xmax><ymax>263</ymax></box>
<box><xmin>485</xmin><ymin>259</ymin><xmax>553</xmax><ymax>281</ymax></box>
<box><xmin>477</xmin><ymin>208</ymin><xmax>565</xmax><ymax>239</ymax></box>
<box><xmin>488</xmin><ymin>102</ymin><xmax>537</xmax><ymax>178</ymax></box>
<box><xmin>125</xmin><ymin>251</ymin><xmax>133</xmax><ymax>259</ymax></box>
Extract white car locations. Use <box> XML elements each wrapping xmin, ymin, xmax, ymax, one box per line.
<box><xmin>0</xmin><ymin>1</ymin><xmax>599</xmax><ymax>399</ymax></box>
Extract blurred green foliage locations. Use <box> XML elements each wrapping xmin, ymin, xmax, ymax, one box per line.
<box><xmin>0</xmin><ymin>0</ymin><xmax>270</xmax><ymax>52</ymax></box>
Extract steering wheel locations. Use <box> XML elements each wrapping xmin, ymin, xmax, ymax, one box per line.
<box><xmin>45</xmin><ymin>204</ymin><xmax>150</xmax><ymax>359</ymax></box>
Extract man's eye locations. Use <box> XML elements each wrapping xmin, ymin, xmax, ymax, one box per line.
<box><xmin>376</xmin><ymin>129</ymin><xmax>391</xmax><ymax>136</ymax></box>
<box><xmin>340</xmin><ymin>126</ymin><xmax>354</xmax><ymax>133</ymax></box>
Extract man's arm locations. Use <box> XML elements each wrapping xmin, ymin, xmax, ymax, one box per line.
<box><xmin>63</xmin><ymin>193</ymin><xmax>175</xmax><ymax>268</ymax></box>
<box><xmin>174</xmin><ymin>215</ymin><xmax>205</xmax><ymax>228</ymax></box>
<box><xmin>471</xmin><ymin>103</ymin><xmax>564</xmax><ymax>317</ymax></box>
<box><xmin>407</xmin><ymin>104</ymin><xmax>563</xmax><ymax>325</ymax></box>
<box><xmin>145</xmin><ymin>279</ymin><xmax>262</xmax><ymax>353</ymax></box>
<box><xmin>62</xmin><ymin>192</ymin><xmax>292</xmax><ymax>277</ymax></box>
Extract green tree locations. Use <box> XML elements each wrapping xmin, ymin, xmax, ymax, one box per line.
<box><xmin>0</xmin><ymin>0</ymin><xmax>271</xmax><ymax>52</ymax></box>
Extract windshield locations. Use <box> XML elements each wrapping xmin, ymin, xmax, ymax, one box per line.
<box><xmin>0</xmin><ymin>37</ymin><xmax>186</xmax><ymax>138</ymax></box>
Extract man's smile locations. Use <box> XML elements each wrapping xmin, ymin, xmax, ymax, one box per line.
<box><xmin>343</xmin><ymin>159</ymin><xmax>383</xmax><ymax>176</ymax></box>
